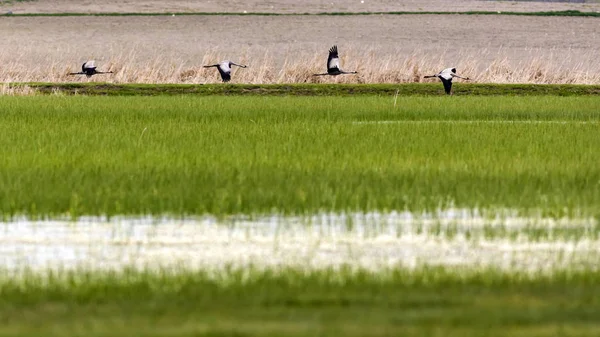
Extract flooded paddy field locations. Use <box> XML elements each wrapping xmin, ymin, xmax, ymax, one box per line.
<box><xmin>2</xmin><ymin>211</ymin><xmax>599</xmax><ymax>273</ymax></box>
<box><xmin>1</xmin><ymin>1</ymin><xmax>600</xmax><ymax>334</ymax></box>
<box><xmin>1</xmin><ymin>94</ymin><xmax>599</xmax><ymax>337</ymax></box>
<box><xmin>2</xmin><ymin>212</ymin><xmax>600</xmax><ymax>337</ymax></box>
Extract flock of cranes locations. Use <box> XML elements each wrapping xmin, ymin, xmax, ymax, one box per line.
<box><xmin>69</xmin><ymin>45</ymin><xmax>470</xmax><ymax>95</ymax></box>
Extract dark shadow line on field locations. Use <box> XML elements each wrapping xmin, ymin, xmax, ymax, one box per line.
<box><xmin>2</xmin><ymin>10</ymin><xmax>599</xmax><ymax>18</ymax></box>
<box><xmin>6</xmin><ymin>83</ymin><xmax>600</xmax><ymax>97</ymax></box>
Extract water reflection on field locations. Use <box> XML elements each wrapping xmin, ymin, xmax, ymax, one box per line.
<box><xmin>2</xmin><ymin>210</ymin><xmax>599</xmax><ymax>273</ymax></box>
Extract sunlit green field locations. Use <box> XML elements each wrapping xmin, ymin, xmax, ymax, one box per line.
<box><xmin>1</xmin><ymin>94</ymin><xmax>600</xmax><ymax>336</ymax></box>
<box><xmin>1</xmin><ymin>95</ymin><xmax>599</xmax><ymax>218</ymax></box>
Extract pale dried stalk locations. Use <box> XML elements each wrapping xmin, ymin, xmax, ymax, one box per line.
<box><xmin>0</xmin><ymin>83</ymin><xmax>36</xmax><ymax>96</ymax></box>
<box><xmin>1</xmin><ymin>47</ymin><xmax>599</xmax><ymax>85</ymax></box>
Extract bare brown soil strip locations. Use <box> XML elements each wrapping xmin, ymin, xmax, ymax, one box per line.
<box><xmin>1</xmin><ymin>15</ymin><xmax>598</xmax><ymax>84</ymax></box>
<box><xmin>1</xmin><ymin>0</ymin><xmax>599</xmax><ymax>14</ymax></box>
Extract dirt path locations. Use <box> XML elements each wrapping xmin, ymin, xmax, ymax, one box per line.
<box><xmin>1</xmin><ymin>15</ymin><xmax>597</xmax><ymax>63</ymax></box>
<box><xmin>1</xmin><ymin>0</ymin><xmax>599</xmax><ymax>14</ymax></box>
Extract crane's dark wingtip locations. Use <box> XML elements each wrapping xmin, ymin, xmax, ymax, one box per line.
<box><xmin>329</xmin><ymin>45</ymin><xmax>338</xmax><ymax>54</ymax></box>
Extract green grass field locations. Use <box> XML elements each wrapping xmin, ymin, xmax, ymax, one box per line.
<box><xmin>1</xmin><ymin>94</ymin><xmax>599</xmax><ymax>218</ymax></box>
<box><xmin>1</xmin><ymin>267</ymin><xmax>600</xmax><ymax>337</ymax></box>
<box><xmin>2</xmin><ymin>92</ymin><xmax>600</xmax><ymax>336</ymax></box>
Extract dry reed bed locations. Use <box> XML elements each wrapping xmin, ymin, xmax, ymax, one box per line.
<box><xmin>1</xmin><ymin>49</ymin><xmax>599</xmax><ymax>86</ymax></box>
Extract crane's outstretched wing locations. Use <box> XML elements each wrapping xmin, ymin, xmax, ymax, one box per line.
<box><xmin>438</xmin><ymin>67</ymin><xmax>455</xmax><ymax>81</ymax></box>
<box><xmin>83</xmin><ymin>60</ymin><xmax>96</xmax><ymax>71</ymax></box>
<box><xmin>327</xmin><ymin>45</ymin><xmax>340</xmax><ymax>73</ymax></box>
<box><xmin>450</xmin><ymin>68</ymin><xmax>469</xmax><ymax>80</ymax></box>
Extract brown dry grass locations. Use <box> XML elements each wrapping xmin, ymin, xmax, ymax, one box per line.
<box><xmin>0</xmin><ymin>83</ymin><xmax>36</xmax><ymax>95</ymax></box>
<box><xmin>1</xmin><ymin>47</ymin><xmax>598</xmax><ymax>85</ymax></box>
<box><xmin>1</xmin><ymin>14</ymin><xmax>598</xmax><ymax>85</ymax></box>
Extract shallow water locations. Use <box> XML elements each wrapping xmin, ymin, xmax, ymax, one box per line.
<box><xmin>2</xmin><ymin>210</ymin><xmax>599</xmax><ymax>273</ymax></box>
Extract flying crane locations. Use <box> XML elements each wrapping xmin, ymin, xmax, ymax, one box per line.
<box><xmin>68</xmin><ymin>60</ymin><xmax>113</xmax><ymax>78</ymax></box>
<box><xmin>313</xmin><ymin>45</ymin><xmax>358</xmax><ymax>76</ymax></box>
<box><xmin>203</xmin><ymin>61</ymin><xmax>247</xmax><ymax>82</ymax></box>
<box><xmin>424</xmin><ymin>67</ymin><xmax>469</xmax><ymax>95</ymax></box>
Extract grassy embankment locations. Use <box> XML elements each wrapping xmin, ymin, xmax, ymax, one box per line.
<box><xmin>5</xmin><ymin>83</ymin><xmax>600</xmax><ymax>96</ymax></box>
<box><xmin>1</xmin><ymin>95</ymin><xmax>599</xmax><ymax>218</ymax></box>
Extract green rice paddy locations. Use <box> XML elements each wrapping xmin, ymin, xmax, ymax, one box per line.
<box><xmin>1</xmin><ymin>267</ymin><xmax>600</xmax><ymax>337</ymax></box>
<box><xmin>1</xmin><ymin>95</ymin><xmax>599</xmax><ymax>218</ymax></box>
<box><xmin>1</xmin><ymin>91</ymin><xmax>600</xmax><ymax>336</ymax></box>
